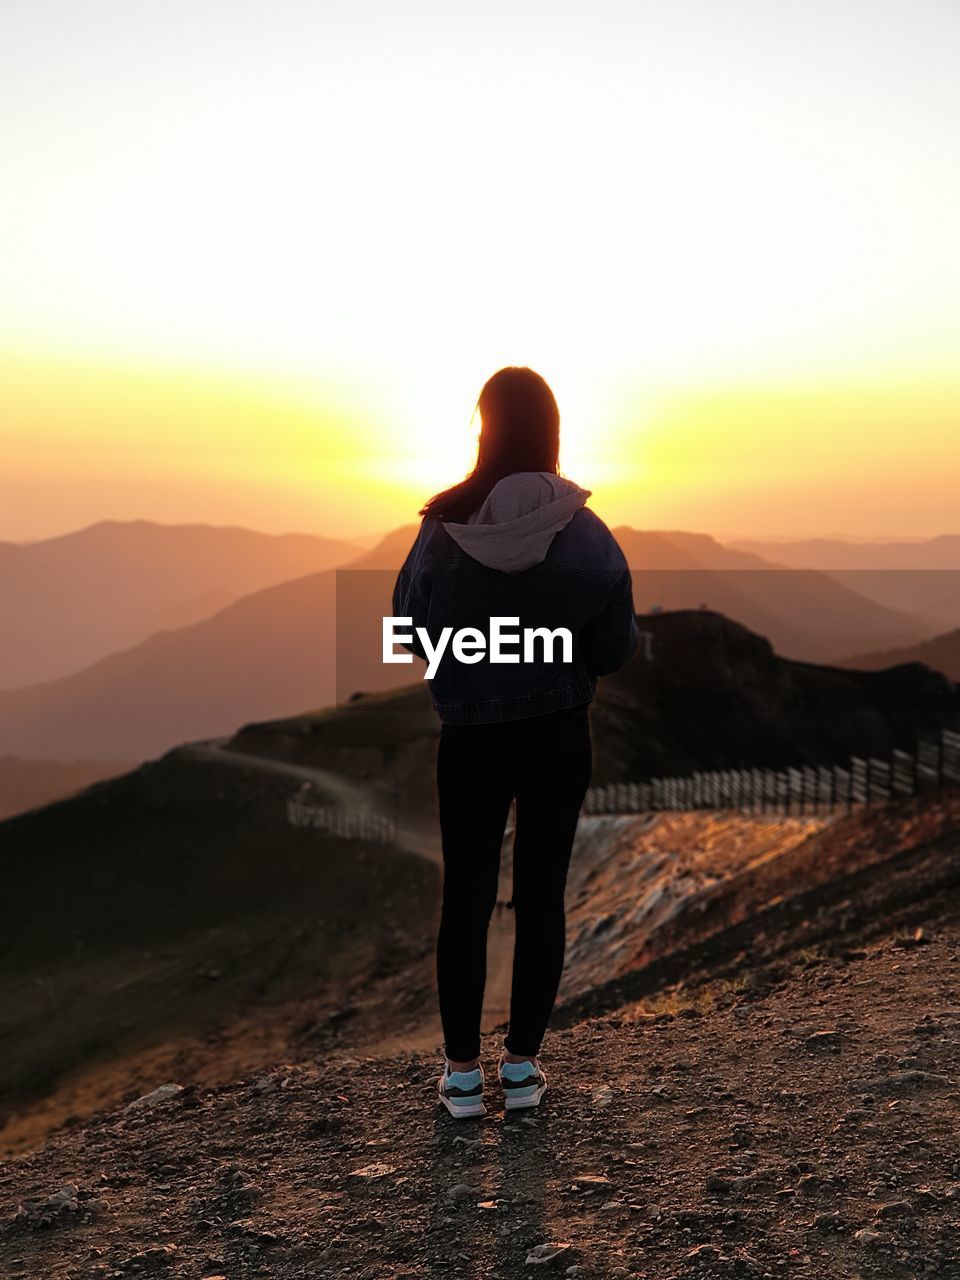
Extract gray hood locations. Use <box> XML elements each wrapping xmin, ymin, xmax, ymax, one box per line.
<box><xmin>443</xmin><ymin>472</ymin><xmax>590</xmax><ymax>573</ymax></box>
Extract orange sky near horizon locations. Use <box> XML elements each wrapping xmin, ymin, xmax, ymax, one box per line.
<box><xmin>2</xmin><ymin>1</ymin><xmax>959</xmax><ymax>544</ymax></box>
<box><xmin>5</xmin><ymin>352</ymin><xmax>959</xmax><ymax>544</ymax></box>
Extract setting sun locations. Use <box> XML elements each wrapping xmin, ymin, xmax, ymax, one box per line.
<box><xmin>2</xmin><ymin>1</ymin><xmax>959</xmax><ymax>539</ymax></box>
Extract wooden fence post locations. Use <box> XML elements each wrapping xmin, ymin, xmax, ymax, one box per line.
<box><xmin>803</xmin><ymin>767</ymin><xmax>818</xmax><ymax>815</ymax></box>
<box><xmin>851</xmin><ymin>757</ymin><xmax>868</xmax><ymax>806</ymax></box>
<box><xmin>834</xmin><ymin>766</ymin><xmax>851</xmax><ymax>813</ymax></box>
<box><xmin>868</xmin><ymin>758</ymin><xmax>892</xmax><ymax>804</ymax></box>
<box><xmin>891</xmin><ymin>748</ymin><xmax>916</xmax><ymax>797</ymax></box>
<box><xmin>942</xmin><ymin>729</ymin><xmax>960</xmax><ymax>784</ymax></box>
<box><xmin>818</xmin><ymin>766</ymin><xmax>833</xmax><ymax>812</ymax></box>
<box><xmin>917</xmin><ymin>736</ymin><xmax>943</xmax><ymax>790</ymax></box>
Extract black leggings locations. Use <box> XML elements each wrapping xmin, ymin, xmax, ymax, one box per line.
<box><xmin>435</xmin><ymin>703</ymin><xmax>593</xmax><ymax>1062</ymax></box>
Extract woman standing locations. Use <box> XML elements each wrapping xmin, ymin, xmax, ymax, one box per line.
<box><xmin>392</xmin><ymin>366</ymin><xmax>638</xmax><ymax>1117</ymax></box>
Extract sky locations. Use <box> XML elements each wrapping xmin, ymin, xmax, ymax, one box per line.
<box><xmin>2</xmin><ymin>0</ymin><xmax>958</xmax><ymax>542</ymax></box>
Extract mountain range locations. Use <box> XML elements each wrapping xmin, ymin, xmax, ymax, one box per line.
<box><xmin>0</xmin><ymin>519</ymin><xmax>953</xmax><ymax>771</ymax></box>
<box><xmin>0</xmin><ymin>519</ymin><xmax>359</xmax><ymax>688</ymax></box>
<box><xmin>731</xmin><ymin>533</ymin><xmax>960</xmax><ymax>629</ymax></box>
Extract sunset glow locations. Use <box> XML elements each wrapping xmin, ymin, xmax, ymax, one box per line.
<box><xmin>2</xmin><ymin>1</ymin><xmax>959</xmax><ymax>540</ymax></box>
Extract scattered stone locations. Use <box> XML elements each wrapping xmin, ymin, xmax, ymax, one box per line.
<box><xmin>251</xmin><ymin>1075</ymin><xmax>280</xmax><ymax>1095</ymax></box>
<box><xmin>525</xmin><ymin>1242</ymin><xmax>572</xmax><ymax>1265</ymax></box>
<box><xmin>685</xmin><ymin>1243</ymin><xmax>721</xmax><ymax>1263</ymax></box>
<box><xmin>848</xmin><ymin>1071</ymin><xmax>952</xmax><ymax>1094</ymax></box>
<box><xmin>12</xmin><ymin>1181</ymin><xmax>83</xmax><ymax>1228</ymax></box>
<box><xmin>855</xmin><ymin>1228</ymin><xmax>888</xmax><ymax>1247</ymax></box>
<box><xmin>804</xmin><ymin>1030</ymin><xmax>841</xmax><ymax>1052</ymax></box>
<box><xmin>124</xmin><ymin>1083</ymin><xmax>185</xmax><ymax>1112</ymax></box>
<box><xmin>875</xmin><ymin>1199</ymin><xmax>914</xmax><ymax>1220</ymax></box>
<box><xmin>570</xmin><ymin>1174</ymin><xmax>612</xmax><ymax>1191</ymax></box>
<box><xmin>730</xmin><ymin>1150</ymin><xmax>758</xmax><ymax>1169</ymax></box>
<box><xmin>348</xmin><ymin>1162</ymin><xmax>396</xmax><ymax>1179</ymax></box>
<box><xmin>119</xmin><ymin>1244</ymin><xmax>178</xmax><ymax>1268</ymax></box>
<box><xmin>893</xmin><ymin>927</ymin><xmax>928</xmax><ymax>948</ymax></box>
<box><xmin>813</xmin><ymin>1210</ymin><xmax>844</xmax><ymax>1231</ymax></box>
<box><xmin>912</xmin><ymin>1021</ymin><xmax>943</xmax><ymax>1036</ymax></box>
<box><xmin>705</xmin><ymin>1174</ymin><xmax>733</xmax><ymax>1194</ymax></box>
<box><xmin>842</xmin><ymin>1108</ymin><xmax>871</xmax><ymax>1123</ymax></box>
<box><xmin>446</xmin><ymin>1182</ymin><xmax>477</xmax><ymax>1202</ymax></box>
<box><xmin>45</xmin><ymin>1183</ymin><xmax>80</xmax><ymax>1214</ymax></box>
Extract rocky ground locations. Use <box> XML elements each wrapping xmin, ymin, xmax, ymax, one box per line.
<box><xmin>3</xmin><ymin>860</ymin><xmax>960</xmax><ymax>1279</ymax></box>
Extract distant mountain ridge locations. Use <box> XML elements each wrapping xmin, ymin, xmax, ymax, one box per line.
<box><xmin>611</xmin><ymin>528</ymin><xmax>933</xmax><ymax>660</ymax></box>
<box><xmin>0</xmin><ymin>519</ymin><xmax>359</xmax><ymax>689</ymax></box>
<box><xmin>728</xmin><ymin>534</ymin><xmax>960</xmax><ymax>631</ymax></box>
<box><xmin>843</xmin><ymin>626</ymin><xmax>960</xmax><ymax>682</ymax></box>
<box><xmin>730</xmin><ymin>533</ymin><xmax>960</xmax><ymax>568</ymax></box>
<box><xmin>0</xmin><ymin>527</ymin><xmax>414</xmax><ymax>761</ymax></box>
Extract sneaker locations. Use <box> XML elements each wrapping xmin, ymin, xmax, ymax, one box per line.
<box><xmin>498</xmin><ymin>1053</ymin><xmax>547</xmax><ymax>1110</ymax></box>
<box><xmin>437</xmin><ymin>1059</ymin><xmax>487</xmax><ymax>1118</ymax></box>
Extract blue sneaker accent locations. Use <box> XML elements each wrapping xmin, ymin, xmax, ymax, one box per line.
<box><xmin>498</xmin><ymin>1055</ymin><xmax>547</xmax><ymax>1109</ymax></box>
<box><xmin>438</xmin><ymin>1061</ymin><xmax>487</xmax><ymax>1118</ymax></box>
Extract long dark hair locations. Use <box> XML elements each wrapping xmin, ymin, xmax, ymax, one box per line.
<box><xmin>419</xmin><ymin>366</ymin><xmax>560</xmax><ymax>522</ymax></box>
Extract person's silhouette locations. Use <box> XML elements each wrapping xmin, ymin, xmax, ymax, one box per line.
<box><xmin>393</xmin><ymin>366</ymin><xmax>638</xmax><ymax>1111</ymax></box>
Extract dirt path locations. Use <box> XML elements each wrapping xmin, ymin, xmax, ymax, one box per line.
<box><xmin>182</xmin><ymin>739</ymin><xmax>443</xmax><ymax>868</ymax></box>
<box><xmin>181</xmin><ymin>739</ymin><xmax>375</xmax><ymax>812</ymax></box>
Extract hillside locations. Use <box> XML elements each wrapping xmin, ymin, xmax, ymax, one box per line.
<box><xmin>0</xmin><ymin>519</ymin><xmax>358</xmax><ymax>690</ymax></box>
<box><xmin>590</xmin><ymin>608</ymin><xmax>960</xmax><ymax>782</ymax></box>
<box><xmin>0</xmin><ymin>745</ymin><xmax>438</xmax><ymax>1153</ymax></box>
<box><xmin>843</xmin><ymin>627</ymin><xmax>960</xmax><ymax>683</ymax></box>
<box><xmin>3</xmin><ymin>787</ymin><xmax>960</xmax><ymax>1279</ymax></box>
<box><xmin>3</xmin><ymin>610</ymin><xmax>958</xmax><ymax>1158</ymax></box>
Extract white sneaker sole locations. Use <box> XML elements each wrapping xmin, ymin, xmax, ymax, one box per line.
<box><xmin>501</xmin><ymin>1075</ymin><xmax>547</xmax><ymax>1109</ymax></box>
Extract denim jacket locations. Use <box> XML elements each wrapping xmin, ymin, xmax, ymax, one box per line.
<box><xmin>391</xmin><ymin>475</ymin><xmax>639</xmax><ymax>724</ymax></box>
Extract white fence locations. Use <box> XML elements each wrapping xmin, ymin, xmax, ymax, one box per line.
<box><xmin>583</xmin><ymin>727</ymin><xmax>960</xmax><ymax>817</ymax></box>
<box><xmin>286</xmin><ymin>789</ymin><xmax>398</xmax><ymax>844</ymax></box>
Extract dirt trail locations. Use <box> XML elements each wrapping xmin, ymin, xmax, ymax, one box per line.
<box><xmin>182</xmin><ymin>739</ymin><xmax>442</xmax><ymax>867</ymax></box>
<box><xmin>181</xmin><ymin>739</ymin><xmax>376</xmax><ymax>814</ymax></box>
